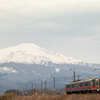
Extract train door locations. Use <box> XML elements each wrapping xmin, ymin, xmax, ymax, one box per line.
<box><xmin>95</xmin><ymin>79</ymin><xmax>99</xmax><ymax>90</ymax></box>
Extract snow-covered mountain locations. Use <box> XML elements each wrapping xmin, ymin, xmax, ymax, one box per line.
<box><xmin>0</xmin><ymin>43</ymin><xmax>100</xmax><ymax>94</ymax></box>
<box><xmin>0</xmin><ymin>43</ymin><xmax>81</xmax><ymax>65</ymax></box>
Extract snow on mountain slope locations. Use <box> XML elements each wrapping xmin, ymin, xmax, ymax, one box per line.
<box><xmin>0</xmin><ymin>67</ymin><xmax>18</xmax><ymax>74</ymax></box>
<box><xmin>0</xmin><ymin>43</ymin><xmax>81</xmax><ymax>65</ymax></box>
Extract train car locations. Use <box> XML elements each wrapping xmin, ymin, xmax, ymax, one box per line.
<box><xmin>66</xmin><ymin>78</ymin><xmax>100</xmax><ymax>94</ymax></box>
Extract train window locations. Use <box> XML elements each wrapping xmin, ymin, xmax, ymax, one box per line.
<box><xmin>85</xmin><ymin>82</ymin><xmax>88</xmax><ymax>86</ymax></box>
<box><xmin>72</xmin><ymin>84</ymin><xmax>74</xmax><ymax>88</ymax></box>
<box><xmin>76</xmin><ymin>84</ymin><xmax>78</xmax><ymax>87</ymax></box>
<box><xmin>96</xmin><ymin>82</ymin><xmax>98</xmax><ymax>85</ymax></box>
<box><xmin>92</xmin><ymin>80</ymin><xmax>95</xmax><ymax>86</ymax></box>
<box><xmin>66</xmin><ymin>85</ymin><xmax>67</xmax><ymax>88</ymax></box>
<box><xmin>80</xmin><ymin>83</ymin><xmax>83</xmax><ymax>87</ymax></box>
<box><xmin>99</xmin><ymin>79</ymin><xmax>100</xmax><ymax>85</ymax></box>
<box><xmin>74</xmin><ymin>84</ymin><xmax>76</xmax><ymax>88</ymax></box>
<box><xmin>78</xmin><ymin>83</ymin><xmax>79</xmax><ymax>87</ymax></box>
<box><xmin>68</xmin><ymin>85</ymin><xmax>70</xmax><ymax>88</ymax></box>
<box><xmin>75</xmin><ymin>84</ymin><xmax>77</xmax><ymax>87</ymax></box>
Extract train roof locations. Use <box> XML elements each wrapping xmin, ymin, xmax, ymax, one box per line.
<box><xmin>66</xmin><ymin>78</ymin><xmax>98</xmax><ymax>85</ymax></box>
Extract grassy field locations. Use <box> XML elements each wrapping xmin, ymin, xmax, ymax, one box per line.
<box><xmin>1</xmin><ymin>94</ymin><xmax>100</xmax><ymax>100</ymax></box>
<box><xmin>0</xmin><ymin>94</ymin><xmax>15</xmax><ymax>100</ymax></box>
<box><xmin>15</xmin><ymin>94</ymin><xmax>100</xmax><ymax>100</ymax></box>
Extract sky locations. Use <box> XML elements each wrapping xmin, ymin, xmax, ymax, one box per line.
<box><xmin>0</xmin><ymin>0</ymin><xmax>100</xmax><ymax>63</ymax></box>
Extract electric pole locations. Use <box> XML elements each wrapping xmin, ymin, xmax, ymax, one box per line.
<box><xmin>39</xmin><ymin>79</ymin><xmax>43</xmax><ymax>95</ymax></box>
<box><xmin>32</xmin><ymin>83</ymin><xmax>33</xmax><ymax>95</ymax></box>
<box><xmin>22</xmin><ymin>87</ymin><xmax>24</xmax><ymax>96</ymax></box>
<box><xmin>51</xmin><ymin>75</ymin><xmax>55</xmax><ymax>95</ymax></box>
<box><xmin>25</xmin><ymin>86</ymin><xmax>27</xmax><ymax>95</ymax></box>
<box><xmin>70</xmin><ymin>68</ymin><xmax>76</xmax><ymax>82</ymax></box>
<box><xmin>45</xmin><ymin>80</ymin><xmax>46</xmax><ymax>94</ymax></box>
<box><xmin>54</xmin><ymin>76</ymin><xmax>55</xmax><ymax>95</ymax></box>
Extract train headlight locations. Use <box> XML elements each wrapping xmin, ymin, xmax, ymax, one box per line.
<box><xmin>97</xmin><ymin>89</ymin><xmax>99</xmax><ymax>91</ymax></box>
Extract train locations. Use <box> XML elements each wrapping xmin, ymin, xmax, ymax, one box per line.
<box><xmin>66</xmin><ymin>78</ymin><xmax>100</xmax><ymax>94</ymax></box>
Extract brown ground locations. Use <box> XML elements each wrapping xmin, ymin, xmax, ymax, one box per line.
<box><xmin>15</xmin><ymin>94</ymin><xmax>100</xmax><ymax>100</ymax></box>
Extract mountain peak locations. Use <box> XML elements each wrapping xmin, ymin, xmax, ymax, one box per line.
<box><xmin>0</xmin><ymin>43</ymin><xmax>82</xmax><ymax>65</ymax></box>
<box><xmin>17</xmin><ymin>43</ymin><xmax>42</xmax><ymax>49</ymax></box>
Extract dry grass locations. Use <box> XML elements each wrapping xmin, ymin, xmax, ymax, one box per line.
<box><xmin>15</xmin><ymin>94</ymin><xmax>100</xmax><ymax>100</ymax></box>
<box><xmin>0</xmin><ymin>94</ymin><xmax>16</xmax><ymax>100</ymax></box>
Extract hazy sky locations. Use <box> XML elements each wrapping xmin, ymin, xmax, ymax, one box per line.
<box><xmin>0</xmin><ymin>0</ymin><xmax>100</xmax><ymax>63</ymax></box>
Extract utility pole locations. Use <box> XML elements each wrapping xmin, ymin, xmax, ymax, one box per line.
<box><xmin>39</xmin><ymin>79</ymin><xmax>43</xmax><ymax>95</ymax></box>
<box><xmin>41</xmin><ymin>80</ymin><xmax>43</xmax><ymax>94</ymax></box>
<box><xmin>54</xmin><ymin>76</ymin><xmax>55</xmax><ymax>95</ymax></box>
<box><xmin>45</xmin><ymin>81</ymin><xmax>46</xmax><ymax>94</ymax></box>
<box><xmin>51</xmin><ymin>75</ymin><xmax>55</xmax><ymax>95</ymax></box>
<box><xmin>22</xmin><ymin>87</ymin><xmax>24</xmax><ymax>96</ymax></box>
<box><xmin>70</xmin><ymin>68</ymin><xmax>75</xmax><ymax>82</ymax></box>
<box><xmin>32</xmin><ymin>83</ymin><xmax>33</xmax><ymax>95</ymax></box>
<box><xmin>25</xmin><ymin>86</ymin><xmax>27</xmax><ymax>95</ymax></box>
<box><xmin>19</xmin><ymin>88</ymin><xmax>20</xmax><ymax>96</ymax></box>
